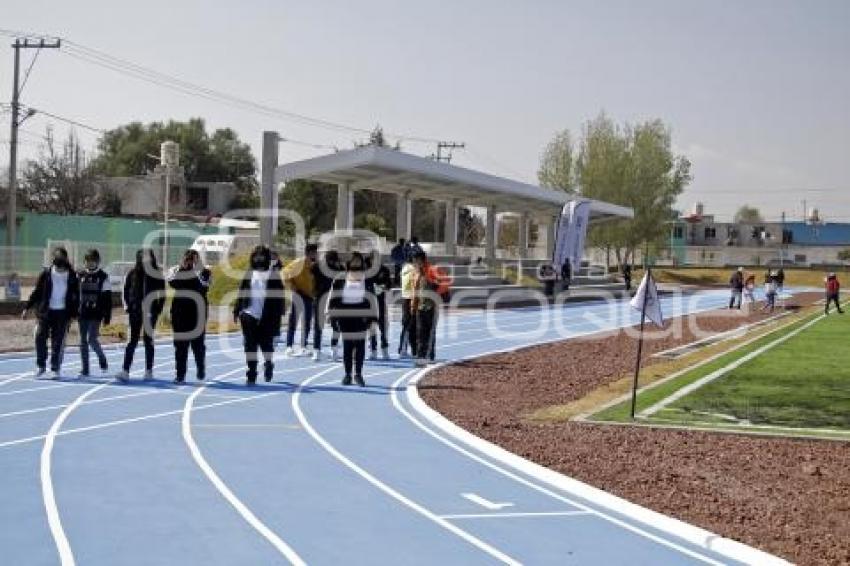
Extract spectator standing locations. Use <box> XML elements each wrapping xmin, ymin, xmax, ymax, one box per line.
<box><xmin>825</xmin><ymin>273</ymin><xmax>843</xmax><ymax>315</ymax></box>
<box><xmin>729</xmin><ymin>267</ymin><xmax>744</xmax><ymax>309</ymax></box>
<box><xmin>283</xmin><ymin>244</ymin><xmax>318</xmax><ymax>356</ymax></box>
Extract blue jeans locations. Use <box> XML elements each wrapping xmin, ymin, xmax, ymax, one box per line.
<box><xmin>79</xmin><ymin>317</ymin><xmax>107</xmax><ymax>375</ymax></box>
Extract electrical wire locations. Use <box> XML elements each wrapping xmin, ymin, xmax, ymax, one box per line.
<box><xmin>17</xmin><ymin>46</ymin><xmax>41</xmax><ymax>96</ymax></box>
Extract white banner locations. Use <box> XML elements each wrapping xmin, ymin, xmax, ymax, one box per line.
<box><xmin>630</xmin><ymin>271</ymin><xmax>664</xmax><ymax>327</ymax></box>
<box><xmin>552</xmin><ymin>200</ymin><xmax>591</xmax><ymax>272</ymax></box>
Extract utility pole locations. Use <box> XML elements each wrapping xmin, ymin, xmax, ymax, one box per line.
<box><xmin>6</xmin><ymin>37</ymin><xmax>61</xmax><ymax>273</ymax></box>
<box><xmin>433</xmin><ymin>141</ymin><xmax>465</xmax><ymax>164</ymax></box>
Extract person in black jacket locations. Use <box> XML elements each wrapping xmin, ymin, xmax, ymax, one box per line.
<box><xmin>77</xmin><ymin>249</ymin><xmax>112</xmax><ymax>377</ymax></box>
<box><xmin>328</xmin><ymin>252</ymin><xmax>378</xmax><ymax>386</ymax></box>
<box><xmin>560</xmin><ymin>259</ymin><xmax>572</xmax><ymax>292</ymax></box>
<box><xmin>728</xmin><ymin>266</ymin><xmax>744</xmax><ymax>309</ymax></box>
<box><xmin>168</xmin><ymin>249</ymin><xmax>212</xmax><ymax>384</ymax></box>
<box><xmin>116</xmin><ymin>249</ymin><xmax>165</xmax><ymax>382</ymax></box>
<box><xmin>234</xmin><ymin>246</ymin><xmax>285</xmax><ymax>385</ymax></box>
<box><xmin>311</xmin><ymin>249</ymin><xmax>343</xmax><ymax>362</ymax></box>
<box><xmin>23</xmin><ymin>247</ymin><xmax>80</xmax><ymax>379</ymax></box>
<box><xmin>366</xmin><ymin>254</ymin><xmax>392</xmax><ymax>360</ymax></box>
<box><xmin>622</xmin><ymin>263</ymin><xmax>633</xmax><ymax>291</ymax></box>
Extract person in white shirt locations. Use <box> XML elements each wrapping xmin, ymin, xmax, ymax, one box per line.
<box><xmin>23</xmin><ymin>247</ymin><xmax>80</xmax><ymax>379</ymax></box>
<box><xmin>233</xmin><ymin>246</ymin><xmax>285</xmax><ymax>385</ymax></box>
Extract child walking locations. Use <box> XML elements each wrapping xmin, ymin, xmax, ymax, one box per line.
<box><xmin>328</xmin><ymin>252</ymin><xmax>377</xmax><ymax>386</ymax></box>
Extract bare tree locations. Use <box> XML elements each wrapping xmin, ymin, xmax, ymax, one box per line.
<box><xmin>19</xmin><ymin>127</ymin><xmax>114</xmax><ymax>215</ymax></box>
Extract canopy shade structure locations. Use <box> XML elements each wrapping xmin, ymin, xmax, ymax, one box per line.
<box><xmin>275</xmin><ymin>145</ymin><xmax>633</xmax><ymax>221</ymax></box>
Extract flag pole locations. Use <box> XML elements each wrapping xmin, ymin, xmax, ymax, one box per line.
<box><xmin>630</xmin><ymin>268</ymin><xmax>651</xmax><ymax>420</ymax></box>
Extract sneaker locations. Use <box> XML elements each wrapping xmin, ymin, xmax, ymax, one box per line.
<box><xmin>246</xmin><ymin>378</ymin><xmax>257</xmax><ymax>387</ymax></box>
<box><xmin>34</xmin><ymin>367</ymin><xmax>46</xmax><ymax>378</ymax></box>
<box><xmin>415</xmin><ymin>358</ymin><xmax>427</xmax><ymax>368</ymax></box>
<box><xmin>331</xmin><ymin>346</ymin><xmax>340</xmax><ymax>362</ymax></box>
<box><xmin>354</xmin><ymin>375</ymin><xmax>366</xmax><ymax>387</ymax></box>
<box><xmin>114</xmin><ymin>369</ymin><xmax>130</xmax><ymax>383</ymax></box>
<box><xmin>143</xmin><ymin>370</ymin><xmax>154</xmax><ymax>381</ymax></box>
<box><xmin>381</xmin><ymin>347</ymin><xmax>390</xmax><ymax>360</ymax></box>
<box><xmin>342</xmin><ymin>374</ymin><xmax>352</xmax><ymax>386</ymax></box>
<box><xmin>369</xmin><ymin>349</ymin><xmax>378</xmax><ymax>361</ymax></box>
<box><xmin>50</xmin><ymin>371</ymin><xmax>61</xmax><ymax>380</ymax></box>
<box><xmin>311</xmin><ymin>350</ymin><xmax>321</xmax><ymax>362</ymax></box>
<box><xmin>173</xmin><ymin>377</ymin><xmax>185</xmax><ymax>385</ymax></box>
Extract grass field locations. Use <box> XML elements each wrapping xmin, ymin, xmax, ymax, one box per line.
<box><xmin>634</xmin><ymin>267</ymin><xmax>844</xmax><ymax>288</ymax></box>
<box><xmin>591</xmin><ymin>304</ymin><xmax>850</xmax><ymax>438</ymax></box>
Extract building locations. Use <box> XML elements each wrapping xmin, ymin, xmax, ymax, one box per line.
<box><xmin>102</xmin><ymin>164</ymin><xmax>237</xmax><ymax>218</ymax></box>
<box><xmin>665</xmin><ymin>203</ymin><xmax>850</xmax><ymax>267</ymax></box>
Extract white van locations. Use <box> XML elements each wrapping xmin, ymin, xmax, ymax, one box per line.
<box><xmin>190</xmin><ymin>234</ymin><xmax>260</xmax><ymax>265</ymax></box>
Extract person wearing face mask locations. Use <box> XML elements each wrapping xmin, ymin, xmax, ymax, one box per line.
<box><xmin>23</xmin><ymin>247</ymin><xmax>80</xmax><ymax>379</ymax></box>
<box><xmin>115</xmin><ymin>249</ymin><xmax>165</xmax><ymax>383</ymax></box>
<box><xmin>328</xmin><ymin>252</ymin><xmax>378</xmax><ymax>386</ymax></box>
<box><xmin>234</xmin><ymin>246</ymin><xmax>285</xmax><ymax>385</ymax></box>
<box><xmin>167</xmin><ymin>249</ymin><xmax>212</xmax><ymax>384</ymax></box>
<box><xmin>76</xmin><ymin>249</ymin><xmax>112</xmax><ymax>377</ymax></box>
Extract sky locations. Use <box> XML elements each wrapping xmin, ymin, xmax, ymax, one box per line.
<box><xmin>2</xmin><ymin>0</ymin><xmax>849</xmax><ymax>222</ymax></box>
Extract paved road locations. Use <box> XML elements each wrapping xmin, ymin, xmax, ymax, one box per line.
<box><xmin>0</xmin><ymin>289</ymin><xmax>784</xmax><ymax>565</ymax></box>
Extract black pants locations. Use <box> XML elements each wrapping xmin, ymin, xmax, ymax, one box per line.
<box><xmin>393</xmin><ymin>264</ymin><xmax>402</xmax><ymax>286</ymax></box>
<box><xmin>369</xmin><ymin>293</ymin><xmax>389</xmax><ymax>351</ymax></box>
<box><xmin>286</xmin><ymin>292</ymin><xmax>313</xmax><ymax>348</ymax></box>
<box><xmin>241</xmin><ymin>313</ymin><xmax>274</xmax><ymax>381</ymax></box>
<box><xmin>174</xmin><ymin>333</ymin><xmax>205</xmax><ymax>379</ymax></box>
<box><xmin>414</xmin><ymin>307</ymin><xmax>437</xmax><ymax>361</ymax></box>
<box><xmin>826</xmin><ymin>294</ymin><xmax>843</xmax><ymax>314</ymax></box>
<box><xmin>35</xmin><ymin>309</ymin><xmax>70</xmax><ymax>372</ymax></box>
<box><xmin>729</xmin><ymin>290</ymin><xmax>742</xmax><ymax>309</ymax></box>
<box><xmin>343</xmin><ymin>339</ymin><xmax>366</xmax><ymax>378</ymax></box>
<box><xmin>79</xmin><ymin>317</ymin><xmax>107</xmax><ymax>375</ymax></box>
<box><xmin>399</xmin><ymin>298</ymin><xmax>413</xmax><ymax>355</ymax></box>
<box><xmin>123</xmin><ymin>311</ymin><xmax>158</xmax><ymax>372</ymax></box>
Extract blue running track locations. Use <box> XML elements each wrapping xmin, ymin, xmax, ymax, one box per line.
<box><xmin>0</xmin><ymin>289</ymin><xmax>786</xmax><ymax>565</ymax></box>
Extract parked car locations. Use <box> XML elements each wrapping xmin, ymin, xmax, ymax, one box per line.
<box><xmin>190</xmin><ymin>234</ymin><xmax>260</xmax><ymax>265</ymax></box>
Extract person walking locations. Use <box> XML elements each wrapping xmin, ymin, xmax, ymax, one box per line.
<box><xmin>390</xmin><ymin>238</ymin><xmax>407</xmax><ymax>286</ymax></box>
<box><xmin>776</xmin><ymin>267</ymin><xmax>786</xmax><ymax>293</ymax></box>
<box><xmin>622</xmin><ymin>264</ymin><xmax>633</xmax><ymax>291</ymax></box>
<box><xmin>23</xmin><ymin>247</ymin><xmax>80</xmax><ymax>379</ymax></box>
<box><xmin>411</xmin><ymin>251</ymin><xmax>439</xmax><ymax>368</ymax></box>
<box><xmin>825</xmin><ymin>272</ymin><xmax>843</xmax><ymax>315</ymax></box>
<box><xmin>328</xmin><ymin>252</ymin><xmax>377</xmax><ymax>386</ymax></box>
<box><xmin>233</xmin><ymin>246</ymin><xmax>285</xmax><ymax>385</ymax></box>
<box><xmin>167</xmin><ymin>250</ymin><xmax>211</xmax><ymax>384</ymax></box>
<box><xmin>77</xmin><ymin>249</ymin><xmax>112</xmax><ymax>377</ymax></box>
<box><xmin>761</xmin><ymin>272</ymin><xmax>777</xmax><ymax>313</ymax></box>
<box><xmin>283</xmin><ymin>244</ymin><xmax>317</xmax><ymax>357</ymax></box>
<box><xmin>560</xmin><ymin>259</ymin><xmax>572</xmax><ymax>292</ymax></box>
<box><xmin>398</xmin><ymin>257</ymin><xmax>417</xmax><ymax>358</ymax></box>
<box><xmin>538</xmin><ymin>263</ymin><xmax>557</xmax><ymax>297</ymax></box>
<box><xmin>312</xmin><ymin>249</ymin><xmax>343</xmax><ymax>361</ymax></box>
<box><xmin>729</xmin><ymin>267</ymin><xmax>744</xmax><ymax>309</ymax></box>
<box><xmin>115</xmin><ymin>249</ymin><xmax>165</xmax><ymax>382</ymax></box>
<box><xmin>367</xmin><ymin>254</ymin><xmax>392</xmax><ymax>360</ymax></box>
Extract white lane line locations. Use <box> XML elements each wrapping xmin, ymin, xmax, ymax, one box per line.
<box><xmin>461</xmin><ymin>493</ymin><xmax>514</xmax><ymax>511</ymax></box>
<box><xmin>181</xmin><ymin>366</ymin><xmax>333</xmax><ymax>566</ymax></box>
<box><xmin>292</xmin><ymin>370</ymin><xmax>522</xmax><ymax>566</ymax></box>
<box><xmin>640</xmin><ymin>313</ymin><xmax>826</xmax><ymax>417</ymax></box>
<box><xmin>442</xmin><ymin>511</ymin><xmax>591</xmax><ymax>520</ymax></box>
<box><xmin>391</xmin><ymin>371</ymin><xmax>728</xmax><ymax>565</ymax></box>
<box><xmin>41</xmin><ymin>380</ymin><xmax>112</xmax><ymax>566</ymax></box>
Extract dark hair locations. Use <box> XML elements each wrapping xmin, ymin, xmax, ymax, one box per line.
<box><xmin>84</xmin><ymin>249</ymin><xmax>100</xmax><ymax>263</ymax></box>
<box><xmin>54</xmin><ymin>246</ymin><xmax>69</xmax><ymax>259</ymax></box>
<box><xmin>135</xmin><ymin>248</ymin><xmax>159</xmax><ymax>271</ymax></box>
<box><xmin>305</xmin><ymin>243</ymin><xmax>318</xmax><ymax>255</ymax></box>
<box><xmin>412</xmin><ymin>250</ymin><xmax>427</xmax><ymax>262</ymax></box>
<box><xmin>398</xmin><ymin>238</ymin><xmax>406</xmax><ymax>244</ymax></box>
<box><xmin>347</xmin><ymin>251</ymin><xmax>365</xmax><ymax>271</ymax></box>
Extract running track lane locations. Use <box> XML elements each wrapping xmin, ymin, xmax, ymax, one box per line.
<box><xmin>0</xmin><ymin>290</ymin><xmax>789</xmax><ymax>564</ymax></box>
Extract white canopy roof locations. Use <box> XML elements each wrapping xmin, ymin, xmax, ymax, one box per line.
<box><xmin>276</xmin><ymin>145</ymin><xmax>633</xmax><ymax>221</ymax></box>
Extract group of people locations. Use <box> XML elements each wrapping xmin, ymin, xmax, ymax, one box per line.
<box><xmin>24</xmin><ymin>240</ymin><xmax>451</xmax><ymax>388</ymax></box>
<box><xmin>24</xmin><ymin>246</ymin><xmax>212</xmax><ymax>383</ymax></box>
<box><xmin>729</xmin><ymin>266</ymin><xmax>786</xmax><ymax>312</ymax></box>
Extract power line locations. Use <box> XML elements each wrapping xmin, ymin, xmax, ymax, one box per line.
<box><xmin>18</xmin><ymin>46</ymin><xmax>41</xmax><ymax>95</ymax></box>
<box><xmin>20</xmin><ymin>105</ymin><xmax>105</xmax><ymax>133</ymax></box>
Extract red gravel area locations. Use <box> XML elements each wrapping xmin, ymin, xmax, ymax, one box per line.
<box><xmin>421</xmin><ymin>292</ymin><xmax>849</xmax><ymax>565</ymax></box>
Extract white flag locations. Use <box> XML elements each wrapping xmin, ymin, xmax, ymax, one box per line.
<box><xmin>552</xmin><ymin>200</ymin><xmax>591</xmax><ymax>271</ymax></box>
<box><xmin>630</xmin><ymin>271</ymin><xmax>664</xmax><ymax>327</ymax></box>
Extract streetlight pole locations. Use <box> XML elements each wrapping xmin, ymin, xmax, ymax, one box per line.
<box><xmin>159</xmin><ymin>141</ymin><xmax>179</xmax><ymax>266</ymax></box>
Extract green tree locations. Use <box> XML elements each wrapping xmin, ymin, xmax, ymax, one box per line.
<box><xmin>91</xmin><ymin>118</ymin><xmax>258</xmax><ymax>207</ymax></box>
<box><xmin>279</xmin><ymin>179</ymin><xmax>336</xmax><ymax>240</ymax></box>
<box><xmin>537</xmin><ymin>129</ymin><xmax>575</xmax><ymax>193</ymax></box>
<box><xmin>734</xmin><ymin>205</ymin><xmax>763</xmax><ymax>223</ymax></box>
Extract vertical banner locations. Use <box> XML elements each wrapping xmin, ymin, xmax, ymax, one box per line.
<box><xmin>552</xmin><ymin>200</ymin><xmax>591</xmax><ymax>271</ymax></box>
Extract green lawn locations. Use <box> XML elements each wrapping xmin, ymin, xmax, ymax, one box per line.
<box><xmin>663</xmin><ymin>313</ymin><xmax>850</xmax><ymax>429</ymax></box>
